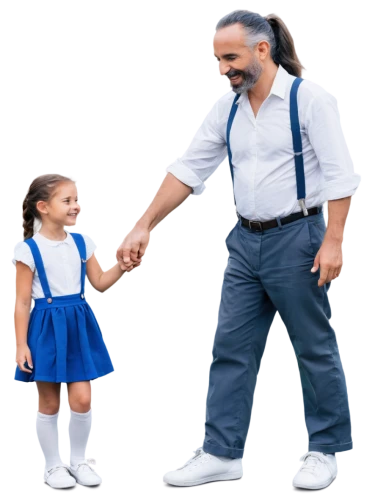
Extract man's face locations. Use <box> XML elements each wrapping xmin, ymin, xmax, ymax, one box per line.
<box><xmin>214</xmin><ymin>23</ymin><xmax>263</xmax><ymax>94</ymax></box>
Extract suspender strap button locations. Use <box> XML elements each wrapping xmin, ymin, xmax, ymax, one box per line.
<box><xmin>47</xmin><ymin>298</ymin><xmax>53</xmax><ymax>304</ymax></box>
<box><xmin>81</xmin><ymin>294</ymin><xmax>85</xmax><ymax>300</ymax></box>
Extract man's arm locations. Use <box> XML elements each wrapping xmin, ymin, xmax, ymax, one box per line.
<box><xmin>136</xmin><ymin>172</ymin><xmax>193</xmax><ymax>232</ymax></box>
<box><xmin>116</xmin><ymin>173</ymin><xmax>192</xmax><ymax>271</ymax></box>
<box><xmin>311</xmin><ymin>196</ymin><xmax>350</xmax><ymax>286</ymax></box>
<box><xmin>305</xmin><ymin>91</ymin><xmax>360</xmax><ymax>202</ymax></box>
<box><xmin>326</xmin><ymin>197</ymin><xmax>351</xmax><ymax>244</ymax></box>
<box><xmin>305</xmin><ymin>90</ymin><xmax>360</xmax><ymax>286</ymax></box>
<box><xmin>117</xmin><ymin>98</ymin><xmax>227</xmax><ymax>271</ymax></box>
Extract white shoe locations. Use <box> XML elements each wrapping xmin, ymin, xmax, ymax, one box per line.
<box><xmin>44</xmin><ymin>464</ymin><xmax>76</xmax><ymax>488</ymax></box>
<box><xmin>293</xmin><ymin>452</ymin><xmax>337</xmax><ymax>490</ymax></box>
<box><xmin>69</xmin><ymin>460</ymin><xmax>102</xmax><ymax>486</ymax></box>
<box><xmin>163</xmin><ymin>447</ymin><xmax>243</xmax><ymax>487</ymax></box>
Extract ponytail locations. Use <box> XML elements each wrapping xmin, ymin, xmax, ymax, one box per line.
<box><xmin>216</xmin><ymin>10</ymin><xmax>304</xmax><ymax>77</ymax></box>
<box><xmin>265</xmin><ymin>14</ymin><xmax>304</xmax><ymax>77</ymax></box>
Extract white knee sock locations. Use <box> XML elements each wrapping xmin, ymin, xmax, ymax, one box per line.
<box><xmin>36</xmin><ymin>411</ymin><xmax>63</xmax><ymax>471</ymax></box>
<box><xmin>69</xmin><ymin>409</ymin><xmax>92</xmax><ymax>466</ymax></box>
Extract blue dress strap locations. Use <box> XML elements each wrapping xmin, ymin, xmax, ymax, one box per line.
<box><xmin>290</xmin><ymin>77</ymin><xmax>308</xmax><ymax>215</ymax></box>
<box><xmin>70</xmin><ymin>233</ymin><xmax>87</xmax><ymax>298</ymax></box>
<box><xmin>24</xmin><ymin>238</ymin><xmax>53</xmax><ymax>300</ymax></box>
<box><xmin>226</xmin><ymin>93</ymin><xmax>241</xmax><ymax>206</ymax></box>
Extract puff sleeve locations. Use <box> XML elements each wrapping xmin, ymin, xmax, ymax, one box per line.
<box><xmin>82</xmin><ymin>233</ymin><xmax>96</xmax><ymax>260</ymax></box>
<box><xmin>12</xmin><ymin>242</ymin><xmax>35</xmax><ymax>272</ymax></box>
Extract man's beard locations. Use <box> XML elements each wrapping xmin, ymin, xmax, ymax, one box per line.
<box><xmin>227</xmin><ymin>59</ymin><xmax>262</xmax><ymax>94</ymax></box>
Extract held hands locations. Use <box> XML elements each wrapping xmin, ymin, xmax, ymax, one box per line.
<box><xmin>116</xmin><ymin>224</ymin><xmax>150</xmax><ymax>272</ymax></box>
<box><xmin>117</xmin><ymin>218</ymin><xmax>344</xmax><ymax>284</ymax></box>
<box><xmin>16</xmin><ymin>344</ymin><xmax>33</xmax><ymax>373</ymax></box>
<box><xmin>311</xmin><ymin>236</ymin><xmax>343</xmax><ymax>287</ymax></box>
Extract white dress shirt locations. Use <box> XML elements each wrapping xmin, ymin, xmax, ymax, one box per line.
<box><xmin>167</xmin><ymin>65</ymin><xmax>360</xmax><ymax>221</ymax></box>
<box><xmin>13</xmin><ymin>231</ymin><xmax>96</xmax><ymax>299</ymax></box>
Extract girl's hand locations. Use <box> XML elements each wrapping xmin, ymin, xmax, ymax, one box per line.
<box><xmin>116</xmin><ymin>224</ymin><xmax>150</xmax><ymax>272</ymax></box>
<box><xmin>16</xmin><ymin>344</ymin><xmax>33</xmax><ymax>373</ymax></box>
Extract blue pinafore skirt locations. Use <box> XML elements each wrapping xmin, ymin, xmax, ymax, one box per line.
<box><xmin>15</xmin><ymin>233</ymin><xmax>114</xmax><ymax>383</ymax></box>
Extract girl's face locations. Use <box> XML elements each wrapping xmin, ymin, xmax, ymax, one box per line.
<box><xmin>37</xmin><ymin>182</ymin><xmax>81</xmax><ymax>227</ymax></box>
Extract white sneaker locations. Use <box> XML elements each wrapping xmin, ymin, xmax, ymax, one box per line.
<box><xmin>163</xmin><ymin>447</ymin><xmax>243</xmax><ymax>487</ymax></box>
<box><xmin>69</xmin><ymin>460</ymin><xmax>102</xmax><ymax>486</ymax></box>
<box><xmin>293</xmin><ymin>452</ymin><xmax>337</xmax><ymax>490</ymax></box>
<box><xmin>44</xmin><ymin>464</ymin><xmax>76</xmax><ymax>488</ymax></box>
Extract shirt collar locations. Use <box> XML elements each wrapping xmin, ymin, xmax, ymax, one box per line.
<box><xmin>270</xmin><ymin>64</ymin><xmax>289</xmax><ymax>99</ymax></box>
<box><xmin>237</xmin><ymin>64</ymin><xmax>289</xmax><ymax>104</ymax></box>
<box><xmin>34</xmin><ymin>231</ymin><xmax>73</xmax><ymax>247</ymax></box>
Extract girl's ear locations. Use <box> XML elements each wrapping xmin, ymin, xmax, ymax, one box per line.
<box><xmin>36</xmin><ymin>200</ymin><xmax>48</xmax><ymax>216</ymax></box>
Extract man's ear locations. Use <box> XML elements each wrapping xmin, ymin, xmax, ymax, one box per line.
<box><xmin>256</xmin><ymin>40</ymin><xmax>271</xmax><ymax>62</ymax></box>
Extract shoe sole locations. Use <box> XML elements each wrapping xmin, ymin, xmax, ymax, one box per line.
<box><xmin>164</xmin><ymin>471</ymin><xmax>243</xmax><ymax>487</ymax></box>
<box><xmin>293</xmin><ymin>475</ymin><xmax>337</xmax><ymax>490</ymax></box>
<box><xmin>77</xmin><ymin>481</ymin><xmax>104</xmax><ymax>491</ymax></box>
<box><xmin>292</xmin><ymin>476</ymin><xmax>337</xmax><ymax>494</ymax></box>
<box><xmin>44</xmin><ymin>480</ymin><xmax>76</xmax><ymax>489</ymax></box>
<box><xmin>43</xmin><ymin>481</ymin><xmax>78</xmax><ymax>493</ymax></box>
<box><xmin>72</xmin><ymin>477</ymin><xmax>102</xmax><ymax>487</ymax></box>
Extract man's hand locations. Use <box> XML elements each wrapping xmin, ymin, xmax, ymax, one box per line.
<box><xmin>116</xmin><ymin>225</ymin><xmax>150</xmax><ymax>272</ymax></box>
<box><xmin>116</xmin><ymin>174</ymin><xmax>192</xmax><ymax>272</ymax></box>
<box><xmin>311</xmin><ymin>236</ymin><xmax>343</xmax><ymax>287</ymax></box>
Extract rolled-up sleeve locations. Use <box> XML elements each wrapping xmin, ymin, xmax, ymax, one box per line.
<box><xmin>305</xmin><ymin>92</ymin><xmax>360</xmax><ymax>200</ymax></box>
<box><xmin>167</xmin><ymin>101</ymin><xmax>227</xmax><ymax>195</ymax></box>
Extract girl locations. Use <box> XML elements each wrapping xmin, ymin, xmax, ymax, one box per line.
<box><xmin>13</xmin><ymin>174</ymin><xmax>127</xmax><ymax>489</ymax></box>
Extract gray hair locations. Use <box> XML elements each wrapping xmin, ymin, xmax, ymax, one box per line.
<box><xmin>216</xmin><ymin>10</ymin><xmax>304</xmax><ymax>77</ymax></box>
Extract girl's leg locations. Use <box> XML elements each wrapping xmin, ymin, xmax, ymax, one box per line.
<box><xmin>67</xmin><ymin>381</ymin><xmax>92</xmax><ymax>466</ymax></box>
<box><xmin>36</xmin><ymin>382</ymin><xmax>63</xmax><ymax>470</ymax></box>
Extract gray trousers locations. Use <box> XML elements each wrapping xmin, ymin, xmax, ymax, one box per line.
<box><xmin>203</xmin><ymin>212</ymin><xmax>352</xmax><ymax>458</ymax></box>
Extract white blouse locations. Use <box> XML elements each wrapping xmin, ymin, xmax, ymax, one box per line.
<box><xmin>13</xmin><ymin>231</ymin><xmax>96</xmax><ymax>300</ymax></box>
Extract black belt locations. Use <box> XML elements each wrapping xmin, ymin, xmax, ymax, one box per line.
<box><xmin>239</xmin><ymin>206</ymin><xmax>322</xmax><ymax>232</ymax></box>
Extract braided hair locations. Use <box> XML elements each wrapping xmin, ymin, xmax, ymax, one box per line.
<box><xmin>22</xmin><ymin>174</ymin><xmax>74</xmax><ymax>240</ymax></box>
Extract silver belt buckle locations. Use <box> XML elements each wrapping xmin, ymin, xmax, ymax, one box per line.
<box><xmin>249</xmin><ymin>220</ymin><xmax>263</xmax><ymax>232</ymax></box>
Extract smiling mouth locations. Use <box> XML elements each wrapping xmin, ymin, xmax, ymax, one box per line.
<box><xmin>68</xmin><ymin>213</ymin><xmax>77</xmax><ymax>216</ymax></box>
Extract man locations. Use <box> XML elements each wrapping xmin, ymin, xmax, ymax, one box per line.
<box><xmin>117</xmin><ymin>10</ymin><xmax>360</xmax><ymax>490</ymax></box>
